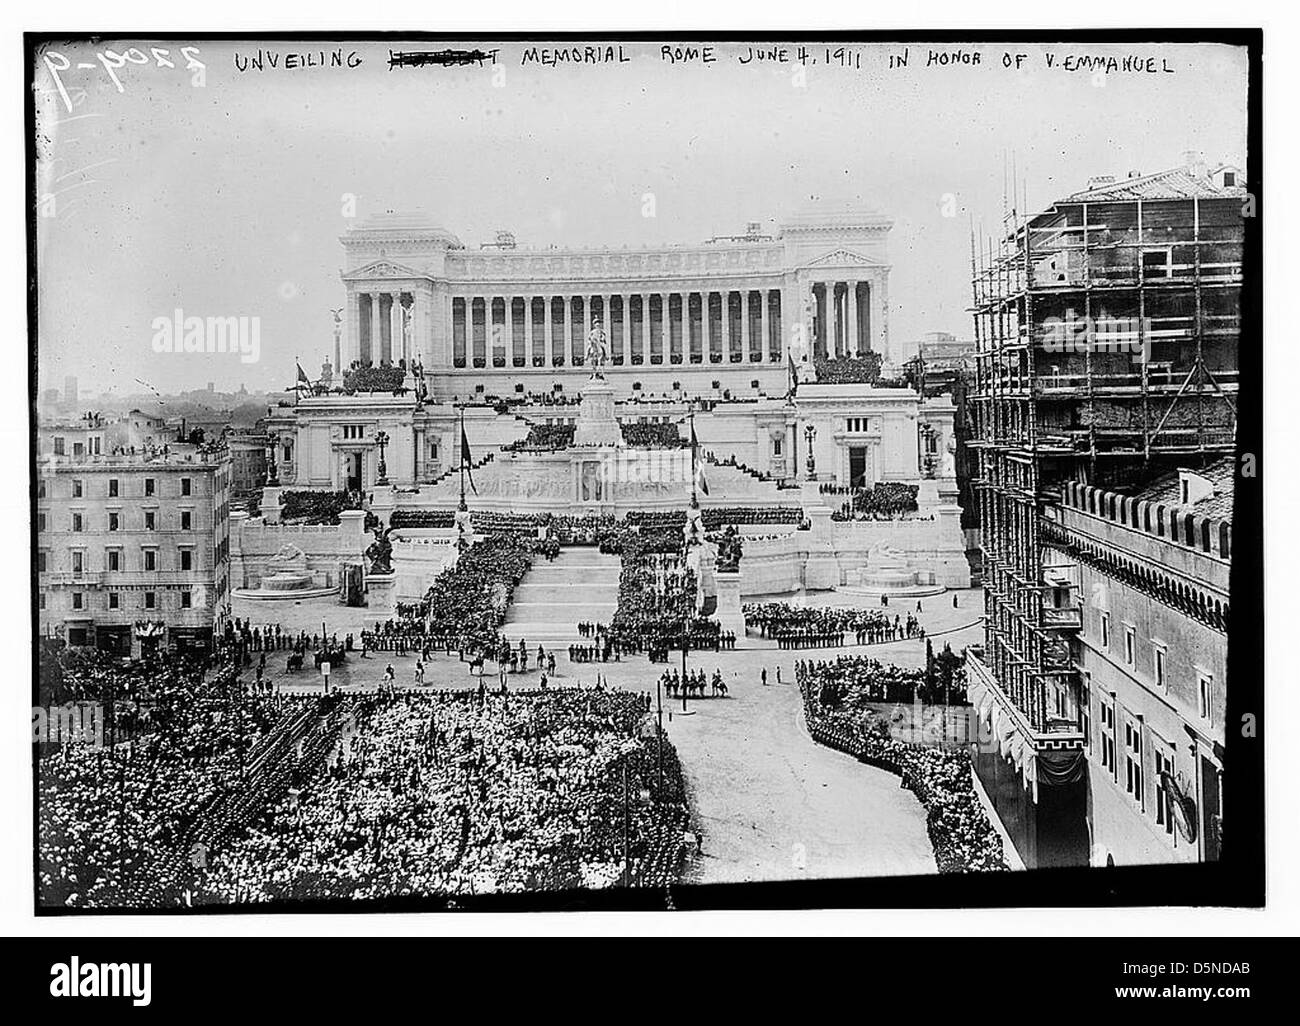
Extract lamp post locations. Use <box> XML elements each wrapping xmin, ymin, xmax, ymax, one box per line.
<box><xmin>804</xmin><ymin>423</ymin><xmax>817</xmax><ymax>479</ymax></box>
<box><xmin>375</xmin><ymin>430</ymin><xmax>390</xmax><ymax>485</ymax></box>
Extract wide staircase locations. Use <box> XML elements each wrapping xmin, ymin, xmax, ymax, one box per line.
<box><xmin>502</xmin><ymin>546</ymin><xmax>621</xmax><ymax>645</ymax></box>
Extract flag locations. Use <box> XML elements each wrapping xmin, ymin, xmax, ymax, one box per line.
<box><xmin>697</xmin><ymin>467</ymin><xmax>709</xmax><ymax>496</ymax></box>
<box><xmin>461</xmin><ymin>425</ymin><xmax>478</xmax><ymax>494</ymax></box>
<box><xmin>296</xmin><ymin>362</ymin><xmax>310</xmax><ymax>384</ymax></box>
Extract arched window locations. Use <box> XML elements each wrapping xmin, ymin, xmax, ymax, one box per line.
<box><xmin>1219</xmin><ymin>522</ymin><xmax>1231</xmax><ymax>558</ymax></box>
<box><xmin>1184</xmin><ymin>514</ymin><xmax>1196</xmax><ymax>545</ymax></box>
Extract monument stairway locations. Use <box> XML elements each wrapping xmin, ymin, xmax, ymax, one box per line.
<box><xmin>502</xmin><ymin>546</ymin><xmax>621</xmax><ymax>645</ymax></box>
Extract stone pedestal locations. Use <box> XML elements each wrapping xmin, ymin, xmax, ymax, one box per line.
<box><xmin>799</xmin><ymin>481</ymin><xmax>841</xmax><ymax>589</ymax></box>
<box><xmin>714</xmin><ymin>570</ymin><xmax>746</xmax><ymax>637</ymax></box>
<box><xmin>363</xmin><ymin>572</ymin><xmax>397</xmax><ymax>625</ymax></box>
<box><xmin>573</xmin><ymin>378</ymin><xmax>621</xmax><ymax>448</ymax></box>
<box><xmin>369</xmin><ymin>485</ymin><xmax>396</xmax><ymax>528</ymax></box>
<box><xmin>261</xmin><ymin>485</ymin><xmax>282</xmax><ymax>524</ymax></box>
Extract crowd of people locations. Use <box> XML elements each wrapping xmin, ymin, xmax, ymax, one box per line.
<box><xmin>194</xmin><ymin>688</ymin><xmax>691</xmax><ymax>902</ymax></box>
<box><xmin>796</xmin><ymin>663</ymin><xmax>1007</xmax><ymax>873</ymax></box>
<box><xmin>38</xmin><ymin>647</ymin><xmax>299</xmax><ymax>907</ymax></box>
<box><xmin>608</xmin><ymin>545</ymin><xmax>733</xmax><ymax>660</ymax></box>
<box><xmin>744</xmin><ymin>603</ymin><xmax>925</xmax><ymax>648</ymax></box>
<box><xmin>799</xmin><ymin>652</ymin><xmax>968</xmax><ymax>709</ymax></box>
<box><xmin>278</xmin><ymin>489</ymin><xmax>368</xmax><ymax>526</ymax></box>
<box><xmin>503</xmin><ymin>423</ymin><xmax>575</xmax><ymax>451</ymax></box>
<box><xmin>824</xmin><ymin>481</ymin><xmax>921</xmax><ymax>521</ymax></box>
<box><xmin>620</xmin><ymin>421</ymin><xmax>686</xmax><ymax>448</ymax></box>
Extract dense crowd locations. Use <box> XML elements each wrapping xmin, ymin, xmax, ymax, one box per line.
<box><xmin>797</xmin><ymin>662</ymin><xmax>1007</xmax><ymax>873</ymax></box>
<box><xmin>798</xmin><ymin>652</ymin><xmax>968</xmax><ymax>707</ymax></box>
<box><xmin>624</xmin><ymin>506</ymin><xmax>803</xmax><ymax>529</ymax></box>
<box><xmin>194</xmin><ymin>688</ymin><xmax>691</xmax><ymax>901</ymax></box>
<box><xmin>744</xmin><ymin>603</ymin><xmax>925</xmax><ymax>648</ymax></box>
<box><xmin>812</xmin><ymin>353</ymin><xmax>883</xmax><ymax>385</ymax></box>
<box><xmin>279</xmin><ymin>489</ymin><xmax>367</xmax><ymax>526</ymax></box>
<box><xmin>608</xmin><ymin>544</ymin><xmax>729</xmax><ymax>659</ymax></box>
<box><xmin>620</xmin><ymin>421</ymin><xmax>686</xmax><ymax>448</ymax></box>
<box><xmin>824</xmin><ymin>481</ymin><xmax>920</xmax><ymax>521</ymax></box>
<box><xmin>38</xmin><ymin>648</ymin><xmax>302</xmax><ymax>907</ymax></box>
<box><xmin>503</xmin><ymin>423</ymin><xmax>575</xmax><ymax>451</ymax></box>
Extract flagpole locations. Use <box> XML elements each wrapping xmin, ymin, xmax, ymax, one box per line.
<box><xmin>295</xmin><ymin>355</ymin><xmax>300</xmax><ymax>406</ymax></box>
<box><xmin>689</xmin><ymin>401</ymin><xmax>697</xmax><ymax>506</ymax></box>
<box><xmin>458</xmin><ymin>405</ymin><xmax>466</xmax><ymax>512</ymax></box>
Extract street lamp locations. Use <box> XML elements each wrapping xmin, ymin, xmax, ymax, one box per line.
<box><xmin>804</xmin><ymin>423</ymin><xmax>817</xmax><ymax>478</ymax></box>
<box><xmin>374</xmin><ymin>430</ymin><xmax>390</xmax><ymax>485</ymax></box>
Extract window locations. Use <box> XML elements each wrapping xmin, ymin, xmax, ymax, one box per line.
<box><xmin>144</xmin><ymin>478</ymin><xmax>156</xmax><ymax>497</ymax></box>
<box><xmin>1153</xmin><ymin>644</ymin><xmax>1167</xmax><ymax>690</ymax></box>
<box><xmin>71</xmin><ymin>551</ymin><xmax>83</xmax><ymax>573</ymax></box>
<box><xmin>180</xmin><ymin>590</ymin><xmax>192</xmax><ymax>609</ymax></box>
<box><xmin>181</xmin><ymin>477</ymin><xmax>192</xmax><ymax>496</ymax></box>
<box><xmin>1100</xmin><ymin>611</ymin><xmax>1110</xmax><ymax>648</ymax></box>
<box><xmin>1124</xmin><ymin>717</ymin><xmax>1144</xmax><ymax>806</ymax></box>
<box><xmin>72</xmin><ymin>479</ymin><xmax>83</xmax><ymax>498</ymax></box>
<box><xmin>107</xmin><ymin>550</ymin><xmax>120</xmax><ymax>571</ymax></box>
<box><xmin>773</xmin><ymin>437</ymin><xmax>783</xmax><ymax>457</ymax></box>
<box><xmin>37</xmin><ymin>551</ymin><xmax>46</xmax><ymax>572</ymax></box>
<box><xmin>144</xmin><ymin>511</ymin><xmax>156</xmax><ymax>531</ymax></box>
<box><xmin>1198</xmin><ymin>674</ymin><xmax>1214</xmax><ymax>725</ymax></box>
<box><xmin>1154</xmin><ymin>746</ymin><xmax>1175</xmax><ymax>836</ymax></box>
<box><xmin>144</xmin><ymin>549</ymin><xmax>157</xmax><ymax>571</ymax></box>
<box><xmin>180</xmin><ymin>511</ymin><xmax>193</xmax><ymax>531</ymax></box>
<box><xmin>71</xmin><ymin>592</ymin><xmax>83</xmax><ymax>610</ymax></box>
<box><xmin>1124</xmin><ymin>625</ymin><xmax>1136</xmax><ymax>666</ymax></box>
<box><xmin>144</xmin><ymin>591</ymin><xmax>155</xmax><ymax>609</ymax></box>
<box><xmin>108</xmin><ymin>479</ymin><xmax>119</xmax><ymax>498</ymax></box>
<box><xmin>108</xmin><ymin>512</ymin><xmax>120</xmax><ymax>532</ymax></box>
<box><xmin>108</xmin><ymin>592</ymin><xmax>119</xmax><ymax>609</ymax></box>
<box><xmin>180</xmin><ymin>549</ymin><xmax>193</xmax><ymax>571</ymax></box>
<box><xmin>1100</xmin><ymin>699</ymin><xmax>1117</xmax><ymax>777</ymax></box>
<box><xmin>38</xmin><ymin>513</ymin><xmax>46</xmax><ymax>532</ymax></box>
<box><xmin>38</xmin><ymin>479</ymin><xmax>45</xmax><ymax>498</ymax></box>
<box><xmin>52</xmin><ymin>437</ymin><xmax>65</xmax><ymax>456</ymax></box>
<box><xmin>71</xmin><ymin>512</ymin><xmax>83</xmax><ymax>533</ymax></box>
<box><xmin>1223</xmin><ymin>171</ymin><xmax>1236</xmax><ymax>187</ymax></box>
<box><xmin>343</xmin><ymin>425</ymin><xmax>364</xmax><ymax>440</ymax></box>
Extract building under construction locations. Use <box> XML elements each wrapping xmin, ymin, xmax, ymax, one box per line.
<box><xmin>966</xmin><ymin>155</ymin><xmax>1243</xmax><ymax>868</ymax></box>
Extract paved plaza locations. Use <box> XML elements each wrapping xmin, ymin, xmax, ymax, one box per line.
<box><xmin>234</xmin><ymin>569</ymin><xmax>985</xmax><ymax>883</ymax></box>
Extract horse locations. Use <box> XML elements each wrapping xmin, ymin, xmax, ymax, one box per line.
<box><xmin>714</xmin><ymin>680</ymin><xmax>728</xmax><ymax>697</ymax></box>
<box><xmin>467</xmin><ymin>653</ymin><xmax>485</xmax><ymax>677</ymax></box>
<box><xmin>286</xmin><ymin>651</ymin><xmax>304</xmax><ymax>673</ymax></box>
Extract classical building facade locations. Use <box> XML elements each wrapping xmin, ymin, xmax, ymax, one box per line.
<box><xmin>336</xmin><ymin>208</ymin><xmax>892</xmax><ymax>398</ymax></box>
<box><xmin>36</xmin><ymin>444</ymin><xmax>232</xmax><ymax>655</ymax></box>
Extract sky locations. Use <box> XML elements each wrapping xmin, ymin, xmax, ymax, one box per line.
<box><xmin>32</xmin><ymin>37</ymin><xmax>1248</xmax><ymax>397</ymax></box>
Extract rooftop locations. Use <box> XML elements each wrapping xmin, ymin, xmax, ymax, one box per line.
<box><xmin>1130</xmin><ymin>456</ymin><xmax>1235</xmax><ymax>521</ymax></box>
<box><xmin>1056</xmin><ymin>159</ymin><xmax>1246</xmax><ymax>204</ymax></box>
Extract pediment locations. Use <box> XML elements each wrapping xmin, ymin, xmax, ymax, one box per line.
<box><xmin>801</xmin><ymin>249</ymin><xmax>888</xmax><ymax>269</ymax></box>
<box><xmin>342</xmin><ymin>260</ymin><xmax>430</xmax><ymax>281</ymax></box>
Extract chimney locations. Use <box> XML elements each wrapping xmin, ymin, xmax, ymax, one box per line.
<box><xmin>1086</xmin><ymin>175</ymin><xmax>1116</xmax><ymax>191</ymax></box>
<box><xmin>1183</xmin><ymin>149</ymin><xmax>1208</xmax><ymax>179</ymax></box>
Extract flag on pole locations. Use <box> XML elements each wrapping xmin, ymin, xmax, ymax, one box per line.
<box><xmin>461</xmin><ymin>425</ymin><xmax>478</xmax><ymax>494</ymax></box>
<box><xmin>296</xmin><ymin>362</ymin><xmax>310</xmax><ymax>385</ymax></box>
<box><xmin>696</xmin><ymin>466</ymin><xmax>710</xmax><ymax>496</ymax></box>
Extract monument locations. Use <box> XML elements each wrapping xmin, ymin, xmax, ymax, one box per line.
<box><xmin>573</xmin><ymin>317</ymin><xmax>622</xmax><ymax>448</ymax></box>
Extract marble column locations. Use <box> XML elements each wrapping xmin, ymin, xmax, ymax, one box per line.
<box><xmin>702</xmin><ymin>291</ymin><xmax>712</xmax><ymax>362</ymax></box>
<box><xmin>869</xmin><ymin>277</ymin><xmax>884</xmax><ymax>356</ymax></box>
<box><xmin>846</xmin><ymin>281</ymin><xmax>859</xmax><ymax>357</ymax></box>
<box><xmin>722</xmin><ymin>290</ymin><xmax>732</xmax><ymax>361</ymax></box>
<box><xmin>563</xmin><ymin>296</ymin><xmax>573</xmax><ymax>364</ymax></box>
<box><xmin>661</xmin><ymin>292</ymin><xmax>672</xmax><ymax>363</ymax></box>
<box><xmin>640</xmin><ymin>293</ymin><xmax>651</xmax><ymax>363</ymax></box>
<box><xmin>740</xmin><ymin>290</ymin><xmax>752</xmax><ymax>361</ymax></box>
<box><xmin>760</xmin><ymin>288</ymin><xmax>771</xmax><ymax>362</ymax></box>
<box><xmin>368</xmin><ymin>292</ymin><xmax>381</xmax><ymax>365</ymax></box>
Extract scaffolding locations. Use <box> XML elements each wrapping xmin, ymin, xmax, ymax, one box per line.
<box><xmin>969</xmin><ymin>163</ymin><xmax>1243</xmax><ymax>736</ymax></box>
